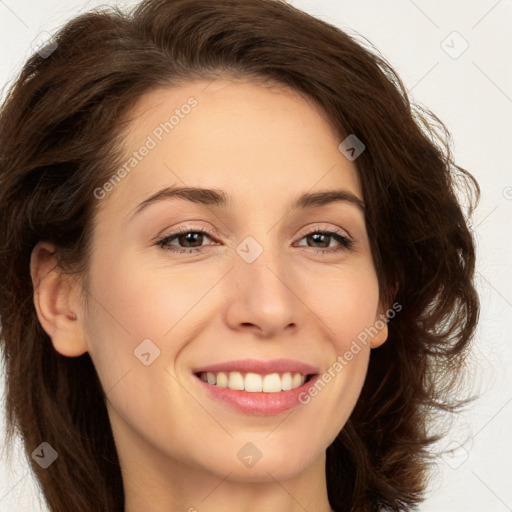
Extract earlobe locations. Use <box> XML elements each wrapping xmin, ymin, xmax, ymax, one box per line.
<box><xmin>30</xmin><ymin>242</ymin><xmax>88</xmax><ymax>357</ymax></box>
<box><xmin>370</xmin><ymin>302</ymin><xmax>390</xmax><ymax>349</ymax></box>
<box><xmin>370</xmin><ymin>321</ymin><xmax>388</xmax><ymax>349</ymax></box>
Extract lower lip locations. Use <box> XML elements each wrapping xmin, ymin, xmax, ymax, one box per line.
<box><xmin>194</xmin><ymin>374</ymin><xmax>319</xmax><ymax>416</ymax></box>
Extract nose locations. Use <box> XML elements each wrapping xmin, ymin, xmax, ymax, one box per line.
<box><xmin>223</xmin><ymin>241</ymin><xmax>300</xmax><ymax>338</ymax></box>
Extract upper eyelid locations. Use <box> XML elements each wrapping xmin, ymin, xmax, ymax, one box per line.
<box><xmin>301</xmin><ymin>224</ymin><xmax>352</xmax><ymax>239</ymax></box>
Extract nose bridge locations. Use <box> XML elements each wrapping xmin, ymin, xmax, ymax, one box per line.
<box><xmin>235</xmin><ymin>231</ymin><xmax>292</xmax><ymax>294</ymax></box>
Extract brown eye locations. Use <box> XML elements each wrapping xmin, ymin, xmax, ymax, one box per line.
<box><xmin>295</xmin><ymin>229</ymin><xmax>353</xmax><ymax>253</ymax></box>
<box><xmin>156</xmin><ymin>228</ymin><xmax>216</xmax><ymax>254</ymax></box>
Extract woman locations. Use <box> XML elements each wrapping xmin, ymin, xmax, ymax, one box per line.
<box><xmin>0</xmin><ymin>0</ymin><xmax>479</xmax><ymax>511</ymax></box>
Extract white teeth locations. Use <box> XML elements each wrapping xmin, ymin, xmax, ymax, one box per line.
<box><xmin>216</xmin><ymin>372</ymin><xmax>228</xmax><ymax>388</ymax></box>
<box><xmin>281</xmin><ymin>372</ymin><xmax>292</xmax><ymax>391</ymax></box>
<box><xmin>227</xmin><ymin>371</ymin><xmax>244</xmax><ymax>390</ymax></box>
<box><xmin>262</xmin><ymin>373</ymin><xmax>282</xmax><ymax>393</ymax></box>
<box><xmin>245</xmin><ymin>372</ymin><xmax>263</xmax><ymax>392</ymax></box>
<box><xmin>198</xmin><ymin>371</ymin><xmax>308</xmax><ymax>392</ymax></box>
<box><xmin>292</xmin><ymin>373</ymin><xmax>305</xmax><ymax>388</ymax></box>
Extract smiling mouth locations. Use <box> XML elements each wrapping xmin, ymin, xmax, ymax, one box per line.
<box><xmin>194</xmin><ymin>371</ymin><xmax>315</xmax><ymax>393</ymax></box>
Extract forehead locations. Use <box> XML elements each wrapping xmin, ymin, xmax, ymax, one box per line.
<box><xmin>97</xmin><ymin>78</ymin><xmax>362</xmax><ymax>219</ymax></box>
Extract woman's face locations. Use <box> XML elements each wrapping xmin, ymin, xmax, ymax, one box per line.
<box><xmin>78</xmin><ymin>78</ymin><xmax>387</xmax><ymax>491</ymax></box>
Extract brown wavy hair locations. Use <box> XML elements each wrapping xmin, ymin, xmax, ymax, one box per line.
<box><xmin>0</xmin><ymin>0</ymin><xmax>479</xmax><ymax>511</ymax></box>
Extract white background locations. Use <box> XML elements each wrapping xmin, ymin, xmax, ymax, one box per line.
<box><xmin>0</xmin><ymin>1</ymin><xmax>511</xmax><ymax>511</ymax></box>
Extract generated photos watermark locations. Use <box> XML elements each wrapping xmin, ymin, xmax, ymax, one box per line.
<box><xmin>94</xmin><ymin>96</ymin><xmax>198</xmax><ymax>200</ymax></box>
<box><xmin>298</xmin><ymin>301</ymin><xmax>402</xmax><ymax>405</ymax></box>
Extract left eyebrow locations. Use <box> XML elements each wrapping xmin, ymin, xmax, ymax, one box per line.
<box><xmin>130</xmin><ymin>185</ymin><xmax>365</xmax><ymax>219</ymax></box>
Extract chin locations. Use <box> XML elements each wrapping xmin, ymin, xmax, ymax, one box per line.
<box><xmin>191</xmin><ymin>441</ymin><xmax>324</xmax><ymax>483</ymax></box>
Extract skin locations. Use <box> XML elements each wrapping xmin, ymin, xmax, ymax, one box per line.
<box><xmin>31</xmin><ymin>78</ymin><xmax>388</xmax><ymax>512</ymax></box>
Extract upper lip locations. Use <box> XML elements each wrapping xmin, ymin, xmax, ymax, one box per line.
<box><xmin>192</xmin><ymin>358</ymin><xmax>319</xmax><ymax>375</ymax></box>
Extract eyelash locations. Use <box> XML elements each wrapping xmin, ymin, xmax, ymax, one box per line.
<box><xmin>154</xmin><ymin>225</ymin><xmax>353</xmax><ymax>255</ymax></box>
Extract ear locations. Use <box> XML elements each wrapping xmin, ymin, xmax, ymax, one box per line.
<box><xmin>30</xmin><ymin>242</ymin><xmax>88</xmax><ymax>357</ymax></box>
<box><xmin>369</xmin><ymin>301</ymin><xmax>390</xmax><ymax>349</ymax></box>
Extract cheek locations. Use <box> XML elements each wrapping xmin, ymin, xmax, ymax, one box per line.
<box><xmin>304</xmin><ymin>262</ymin><xmax>381</xmax><ymax>348</ymax></box>
<box><xmin>288</xmin><ymin>262</ymin><xmax>380</xmax><ymax>420</ymax></box>
<box><xmin>82</xmin><ymin>248</ymin><xmax>226</xmax><ymax>400</ymax></box>
<box><xmin>84</xmin><ymin>248</ymin><xmax>204</xmax><ymax>346</ymax></box>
